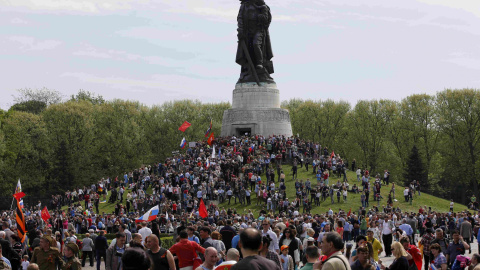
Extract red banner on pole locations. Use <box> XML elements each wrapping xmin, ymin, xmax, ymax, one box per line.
<box><xmin>178</xmin><ymin>121</ymin><xmax>191</xmax><ymax>132</ymax></box>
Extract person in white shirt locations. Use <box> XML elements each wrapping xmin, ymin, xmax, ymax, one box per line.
<box><xmin>381</xmin><ymin>215</ymin><xmax>394</xmax><ymax>257</ymax></box>
<box><xmin>138</xmin><ymin>222</ymin><xmax>152</xmax><ymax>245</ymax></box>
<box><xmin>261</xmin><ymin>219</ymin><xmax>279</xmax><ymax>253</ymax></box>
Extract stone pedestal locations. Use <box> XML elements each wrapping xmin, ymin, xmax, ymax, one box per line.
<box><xmin>221</xmin><ymin>82</ymin><xmax>293</xmax><ymax>137</ymax></box>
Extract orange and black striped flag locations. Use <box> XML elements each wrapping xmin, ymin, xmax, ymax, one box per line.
<box><xmin>13</xmin><ymin>192</ymin><xmax>26</xmax><ymax>243</ymax></box>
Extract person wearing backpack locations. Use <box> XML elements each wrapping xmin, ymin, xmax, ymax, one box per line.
<box><xmin>431</xmin><ymin>228</ymin><xmax>449</xmax><ymax>255</ymax></box>
<box><xmin>445</xmin><ymin>231</ymin><xmax>469</xmax><ymax>269</ymax></box>
<box><xmin>313</xmin><ymin>232</ymin><xmax>350</xmax><ymax>270</ymax></box>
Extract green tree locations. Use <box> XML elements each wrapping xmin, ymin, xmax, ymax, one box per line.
<box><xmin>13</xmin><ymin>87</ymin><xmax>63</xmax><ymax>105</ymax></box>
<box><xmin>281</xmin><ymin>99</ymin><xmax>305</xmax><ymax>137</ymax></box>
<box><xmin>436</xmin><ymin>89</ymin><xmax>480</xmax><ymax>202</ymax></box>
<box><xmin>348</xmin><ymin>100</ymin><xmax>393</xmax><ymax>173</ymax></box>
<box><xmin>91</xmin><ymin>100</ymin><xmax>148</xmax><ymax>176</ymax></box>
<box><xmin>70</xmin><ymin>90</ymin><xmax>105</xmax><ymax>105</ymax></box>
<box><xmin>1</xmin><ymin>111</ymin><xmax>50</xmax><ymax>194</ymax></box>
<box><xmin>9</xmin><ymin>100</ymin><xmax>47</xmax><ymax>114</ymax></box>
<box><xmin>404</xmin><ymin>145</ymin><xmax>427</xmax><ymax>188</ymax></box>
<box><xmin>43</xmin><ymin>101</ymin><xmax>96</xmax><ymax>191</ymax></box>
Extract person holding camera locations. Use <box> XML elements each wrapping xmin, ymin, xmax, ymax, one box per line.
<box><xmin>106</xmin><ymin>232</ymin><xmax>126</xmax><ymax>270</ymax></box>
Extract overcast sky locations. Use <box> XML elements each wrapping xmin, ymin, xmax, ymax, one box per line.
<box><xmin>1</xmin><ymin>0</ymin><xmax>480</xmax><ymax>110</ymax></box>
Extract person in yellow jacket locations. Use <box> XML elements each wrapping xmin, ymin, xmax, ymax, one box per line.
<box><xmin>366</xmin><ymin>229</ymin><xmax>383</xmax><ymax>262</ymax></box>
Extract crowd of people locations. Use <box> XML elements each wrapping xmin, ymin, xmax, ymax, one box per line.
<box><xmin>0</xmin><ymin>134</ymin><xmax>480</xmax><ymax>270</ymax></box>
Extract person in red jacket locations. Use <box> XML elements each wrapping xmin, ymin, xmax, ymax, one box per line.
<box><xmin>170</xmin><ymin>230</ymin><xmax>205</xmax><ymax>270</ymax></box>
<box><xmin>400</xmin><ymin>237</ymin><xmax>422</xmax><ymax>270</ymax></box>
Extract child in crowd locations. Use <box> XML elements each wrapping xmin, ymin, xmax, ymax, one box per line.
<box><xmin>22</xmin><ymin>255</ymin><xmax>29</xmax><ymax>270</ymax></box>
<box><xmin>280</xmin><ymin>245</ymin><xmax>294</xmax><ymax>270</ymax></box>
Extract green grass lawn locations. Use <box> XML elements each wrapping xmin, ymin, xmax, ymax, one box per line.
<box><xmin>218</xmin><ymin>165</ymin><xmax>467</xmax><ymax>215</ymax></box>
<box><xmin>64</xmin><ymin>166</ymin><xmax>466</xmax><ymax>216</ymax></box>
<box><xmin>61</xmin><ymin>187</ymin><xmax>153</xmax><ymax>214</ymax></box>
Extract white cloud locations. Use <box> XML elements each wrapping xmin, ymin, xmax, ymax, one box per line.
<box><xmin>60</xmin><ymin>72</ymin><xmax>228</xmax><ymax>100</ymax></box>
<box><xmin>0</xmin><ymin>0</ymin><xmax>151</xmax><ymax>13</ymax></box>
<box><xmin>416</xmin><ymin>0</ymin><xmax>480</xmax><ymax>17</ymax></box>
<box><xmin>8</xmin><ymin>36</ymin><xmax>62</xmax><ymax>51</ymax></box>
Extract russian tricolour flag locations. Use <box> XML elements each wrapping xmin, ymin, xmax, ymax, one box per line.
<box><xmin>136</xmin><ymin>205</ymin><xmax>159</xmax><ymax>223</ymax></box>
<box><xmin>206</xmin><ymin>158</ymin><xmax>210</xmax><ymax>169</ymax></box>
<box><xmin>180</xmin><ymin>137</ymin><xmax>187</xmax><ymax>149</ymax></box>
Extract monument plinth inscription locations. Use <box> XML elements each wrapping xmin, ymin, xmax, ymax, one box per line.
<box><xmin>221</xmin><ymin>0</ymin><xmax>293</xmax><ymax>137</ymax></box>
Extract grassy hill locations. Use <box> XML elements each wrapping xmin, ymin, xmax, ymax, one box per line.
<box><xmin>65</xmin><ymin>166</ymin><xmax>466</xmax><ymax>216</ymax></box>
<box><xmin>218</xmin><ymin>165</ymin><xmax>466</xmax><ymax>215</ymax></box>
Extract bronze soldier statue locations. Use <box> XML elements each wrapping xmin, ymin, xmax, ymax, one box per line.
<box><xmin>236</xmin><ymin>0</ymin><xmax>275</xmax><ymax>84</ymax></box>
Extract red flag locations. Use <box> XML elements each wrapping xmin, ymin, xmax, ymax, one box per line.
<box><xmin>207</xmin><ymin>132</ymin><xmax>215</xmax><ymax>146</ymax></box>
<box><xmin>233</xmin><ymin>145</ymin><xmax>236</xmax><ymax>154</ymax></box>
<box><xmin>178</xmin><ymin>121</ymin><xmax>191</xmax><ymax>132</ymax></box>
<box><xmin>41</xmin><ymin>206</ymin><xmax>51</xmax><ymax>222</ymax></box>
<box><xmin>13</xmin><ymin>192</ymin><xmax>25</xmax><ymax>201</ymax></box>
<box><xmin>199</xmin><ymin>199</ymin><xmax>208</xmax><ymax>218</ymax></box>
<box><xmin>330</xmin><ymin>151</ymin><xmax>335</xmax><ymax>159</ymax></box>
<box><xmin>347</xmin><ymin>208</ymin><xmax>352</xmax><ymax>217</ymax></box>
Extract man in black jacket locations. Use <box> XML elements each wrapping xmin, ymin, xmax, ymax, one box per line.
<box><xmin>94</xmin><ymin>230</ymin><xmax>108</xmax><ymax>270</ymax></box>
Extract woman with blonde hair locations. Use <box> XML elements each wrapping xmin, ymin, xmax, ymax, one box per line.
<box><xmin>379</xmin><ymin>242</ymin><xmax>408</xmax><ymax>270</ymax></box>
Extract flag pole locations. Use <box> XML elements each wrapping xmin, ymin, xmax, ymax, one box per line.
<box><xmin>11</xmin><ymin>178</ymin><xmax>20</xmax><ymax>210</ymax></box>
<box><xmin>10</xmin><ymin>197</ymin><xmax>15</xmax><ymax>211</ymax></box>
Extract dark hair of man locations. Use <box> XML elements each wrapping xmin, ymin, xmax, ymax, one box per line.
<box><xmin>324</xmin><ymin>232</ymin><xmax>344</xmax><ymax>250</ymax></box>
<box><xmin>121</xmin><ymin>247</ymin><xmax>152</xmax><ymax>270</ymax></box>
<box><xmin>399</xmin><ymin>237</ymin><xmax>410</xmax><ymax>244</ymax></box>
<box><xmin>472</xmin><ymin>253</ymin><xmax>480</xmax><ymax>262</ymax></box>
<box><xmin>179</xmin><ymin>230</ymin><xmax>188</xmax><ymax>239</ymax></box>
<box><xmin>357</xmin><ymin>246</ymin><xmax>369</xmax><ymax>254</ymax></box>
<box><xmin>262</xmin><ymin>234</ymin><xmax>272</xmax><ymax>246</ymax></box>
<box><xmin>451</xmin><ymin>230</ymin><xmax>459</xmax><ymax>235</ymax></box>
<box><xmin>227</xmin><ymin>220</ymin><xmax>232</xmax><ymax>225</ymax></box>
<box><xmin>430</xmin><ymin>243</ymin><xmax>441</xmax><ymax>250</ymax></box>
<box><xmin>200</xmin><ymin>227</ymin><xmax>211</xmax><ymax>235</ymax></box>
<box><xmin>356</xmin><ymin>235</ymin><xmax>367</xmax><ymax>245</ymax></box>
<box><xmin>116</xmin><ymin>232</ymin><xmax>126</xmax><ymax>239</ymax></box>
<box><xmin>305</xmin><ymin>246</ymin><xmax>319</xmax><ymax>258</ymax></box>
<box><xmin>187</xmin><ymin>226</ymin><xmax>195</xmax><ymax>232</ymax></box>
<box><xmin>240</xmin><ymin>228</ymin><xmax>262</xmax><ymax>251</ymax></box>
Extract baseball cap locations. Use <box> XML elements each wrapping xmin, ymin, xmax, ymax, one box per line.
<box><xmin>281</xmin><ymin>245</ymin><xmax>289</xmax><ymax>251</ymax></box>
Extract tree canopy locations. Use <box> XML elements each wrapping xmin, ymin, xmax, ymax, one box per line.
<box><xmin>1</xmin><ymin>88</ymin><xmax>479</xmax><ymax>205</ymax></box>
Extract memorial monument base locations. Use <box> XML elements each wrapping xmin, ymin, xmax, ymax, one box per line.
<box><xmin>221</xmin><ymin>83</ymin><xmax>293</xmax><ymax>137</ymax></box>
